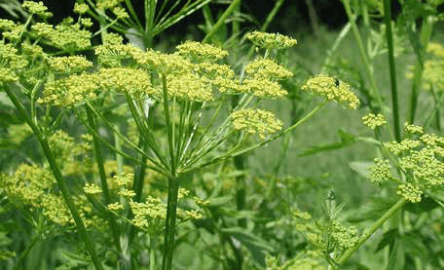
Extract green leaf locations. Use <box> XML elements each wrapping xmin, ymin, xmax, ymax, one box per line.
<box><xmin>404</xmin><ymin>196</ymin><xmax>441</xmax><ymax>214</ymax></box>
<box><xmin>298</xmin><ymin>129</ymin><xmax>357</xmax><ymax>157</ymax></box>
<box><xmin>221</xmin><ymin>227</ymin><xmax>274</xmax><ymax>267</ymax></box>
<box><xmin>349</xmin><ymin>161</ymin><xmax>373</xmax><ymax>179</ymax></box>
<box><xmin>386</xmin><ymin>237</ymin><xmax>405</xmax><ymax>270</ymax></box>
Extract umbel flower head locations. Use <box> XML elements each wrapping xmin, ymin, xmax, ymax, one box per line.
<box><xmin>231</xmin><ymin>108</ymin><xmax>283</xmax><ymax>139</ymax></box>
<box><xmin>246</xmin><ymin>31</ymin><xmax>297</xmax><ymax>49</ymax></box>
<box><xmin>301</xmin><ymin>75</ymin><xmax>359</xmax><ymax>109</ymax></box>
<box><xmin>367</xmin><ymin>124</ymin><xmax>443</xmax><ymax>203</ymax></box>
<box><xmin>362</xmin><ymin>113</ymin><xmax>387</xmax><ymax>129</ymax></box>
<box><xmin>176</xmin><ymin>41</ymin><xmax>229</xmax><ymax>62</ymax></box>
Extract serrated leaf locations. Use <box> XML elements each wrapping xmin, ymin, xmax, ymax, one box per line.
<box><xmin>221</xmin><ymin>227</ymin><xmax>274</xmax><ymax>266</ymax></box>
<box><xmin>386</xmin><ymin>237</ymin><xmax>405</xmax><ymax>270</ymax></box>
<box><xmin>298</xmin><ymin>129</ymin><xmax>357</xmax><ymax>157</ymax></box>
<box><xmin>376</xmin><ymin>228</ymin><xmax>399</xmax><ymax>252</ymax></box>
<box><xmin>404</xmin><ymin>196</ymin><xmax>440</xmax><ymax>214</ymax></box>
<box><xmin>349</xmin><ymin>161</ymin><xmax>373</xmax><ymax>179</ymax></box>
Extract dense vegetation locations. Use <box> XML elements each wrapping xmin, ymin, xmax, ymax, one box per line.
<box><xmin>0</xmin><ymin>0</ymin><xmax>443</xmax><ymax>269</ymax></box>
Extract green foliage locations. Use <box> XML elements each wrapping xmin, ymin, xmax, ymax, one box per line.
<box><xmin>0</xmin><ymin>0</ymin><xmax>443</xmax><ymax>270</ymax></box>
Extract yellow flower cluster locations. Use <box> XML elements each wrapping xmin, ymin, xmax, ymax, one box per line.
<box><xmin>231</xmin><ymin>109</ymin><xmax>283</xmax><ymax>139</ymax></box>
<box><xmin>362</xmin><ymin>113</ymin><xmax>387</xmax><ymax>129</ymax></box>
<box><xmin>166</xmin><ymin>73</ymin><xmax>213</xmax><ymax>102</ymax></box>
<box><xmin>404</xmin><ymin>122</ymin><xmax>424</xmax><ymax>134</ymax></box>
<box><xmin>40</xmin><ymin>67</ymin><xmax>154</xmax><ymax>106</ymax></box>
<box><xmin>31</xmin><ymin>20</ymin><xmax>91</xmax><ymax>52</ymax></box>
<box><xmin>245</xmin><ymin>58</ymin><xmax>293</xmax><ymax>80</ymax></box>
<box><xmin>368</xmin><ymin>158</ymin><xmax>392</xmax><ymax>183</ymax></box>
<box><xmin>397</xmin><ymin>183</ymin><xmax>422</xmax><ymax>203</ymax></box>
<box><xmin>74</xmin><ymin>3</ymin><xmax>89</xmax><ymax>14</ymax></box>
<box><xmin>22</xmin><ymin>1</ymin><xmax>52</xmax><ymax>18</ymax></box>
<box><xmin>246</xmin><ymin>31</ymin><xmax>297</xmax><ymax>49</ymax></box>
<box><xmin>47</xmin><ymin>130</ymin><xmax>93</xmax><ymax>175</ymax></box>
<box><xmin>176</xmin><ymin>41</ymin><xmax>229</xmax><ymax>62</ymax></box>
<box><xmin>368</xmin><ymin>126</ymin><xmax>443</xmax><ymax>203</ymax></box>
<box><xmin>0</xmin><ymin>42</ymin><xmax>28</xmax><ymax>83</ymax></box>
<box><xmin>301</xmin><ymin>75</ymin><xmax>359</xmax><ymax>109</ymax></box>
<box><xmin>83</xmin><ymin>183</ymin><xmax>103</xmax><ymax>195</ymax></box>
<box><xmin>406</xmin><ymin>43</ymin><xmax>444</xmax><ymax>92</ymax></box>
<box><xmin>48</xmin><ymin>56</ymin><xmax>93</xmax><ymax>73</ymax></box>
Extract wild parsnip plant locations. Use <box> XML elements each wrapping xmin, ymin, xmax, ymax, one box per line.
<box><xmin>0</xmin><ymin>1</ymin><xmax>364</xmax><ymax>269</ymax></box>
<box><xmin>0</xmin><ymin>0</ymin><xmax>443</xmax><ymax>269</ymax></box>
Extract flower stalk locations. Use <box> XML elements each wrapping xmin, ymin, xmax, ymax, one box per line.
<box><xmin>4</xmin><ymin>85</ymin><xmax>104</xmax><ymax>270</ymax></box>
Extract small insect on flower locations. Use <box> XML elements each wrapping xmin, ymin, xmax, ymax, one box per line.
<box><xmin>334</xmin><ymin>78</ymin><xmax>340</xmax><ymax>87</ymax></box>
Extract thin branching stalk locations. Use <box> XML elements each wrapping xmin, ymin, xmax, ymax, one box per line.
<box><xmin>342</xmin><ymin>0</ymin><xmax>384</xmax><ymax>112</ymax></box>
<box><xmin>86</xmin><ymin>108</ymin><xmax>122</xmax><ymax>255</ymax></box>
<box><xmin>408</xmin><ymin>16</ymin><xmax>435</xmax><ymax>123</ymax></box>
<box><xmin>4</xmin><ymin>86</ymin><xmax>104</xmax><ymax>270</ymax></box>
<box><xmin>203</xmin><ymin>0</ymin><xmax>242</xmax><ymax>43</ymax></box>
<box><xmin>162</xmin><ymin>175</ymin><xmax>180</xmax><ymax>270</ymax></box>
<box><xmin>336</xmin><ymin>198</ymin><xmax>406</xmax><ymax>266</ymax></box>
<box><xmin>383</xmin><ymin>0</ymin><xmax>401</xmax><ymax>142</ymax></box>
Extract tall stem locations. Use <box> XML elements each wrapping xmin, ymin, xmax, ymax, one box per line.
<box><xmin>336</xmin><ymin>198</ymin><xmax>406</xmax><ymax>266</ymax></box>
<box><xmin>4</xmin><ymin>86</ymin><xmax>104</xmax><ymax>270</ymax></box>
<box><xmin>162</xmin><ymin>175</ymin><xmax>180</xmax><ymax>270</ymax></box>
<box><xmin>383</xmin><ymin>0</ymin><xmax>401</xmax><ymax>142</ymax></box>
<box><xmin>86</xmin><ymin>108</ymin><xmax>122</xmax><ymax>255</ymax></box>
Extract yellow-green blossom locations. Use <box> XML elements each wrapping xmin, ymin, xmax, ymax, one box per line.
<box><xmin>362</xmin><ymin>113</ymin><xmax>387</xmax><ymax>129</ymax></box>
<box><xmin>112</xmin><ymin>7</ymin><xmax>129</xmax><ymax>19</ymax></box>
<box><xmin>96</xmin><ymin>0</ymin><xmax>124</xmax><ymax>10</ymax></box>
<box><xmin>103</xmin><ymin>32</ymin><xmax>124</xmax><ymax>45</ymax></box>
<box><xmin>176</xmin><ymin>41</ymin><xmax>229</xmax><ymax>62</ymax></box>
<box><xmin>1</xmin><ymin>164</ymin><xmax>55</xmax><ymax>205</ymax></box>
<box><xmin>166</xmin><ymin>72</ymin><xmax>213</xmax><ymax>102</ymax></box>
<box><xmin>0</xmin><ymin>68</ymin><xmax>18</xmax><ymax>84</ymax></box>
<box><xmin>48</xmin><ymin>56</ymin><xmax>93</xmax><ymax>73</ymax></box>
<box><xmin>0</xmin><ymin>42</ymin><xmax>28</xmax><ymax>69</ymax></box>
<box><xmin>397</xmin><ymin>183</ymin><xmax>422</xmax><ymax>203</ymax></box>
<box><xmin>331</xmin><ymin>221</ymin><xmax>359</xmax><ymax>249</ymax></box>
<box><xmin>7</xmin><ymin>124</ymin><xmax>32</xmax><ymax>145</ymax></box>
<box><xmin>0</xmin><ymin>19</ymin><xmax>16</xmax><ymax>31</ymax></box>
<box><xmin>22</xmin><ymin>1</ymin><xmax>52</xmax><ymax>18</ymax></box>
<box><xmin>83</xmin><ymin>183</ymin><xmax>103</xmax><ymax>195</ymax></box>
<box><xmin>134</xmin><ymin>49</ymin><xmax>193</xmax><ymax>75</ymax></box>
<box><xmin>40</xmin><ymin>73</ymin><xmax>100</xmax><ymax>106</ymax></box>
<box><xmin>41</xmin><ymin>194</ymin><xmax>72</xmax><ymax>225</ymax></box>
<box><xmin>212</xmin><ymin>77</ymin><xmax>248</xmax><ymax>95</ymax></box>
<box><xmin>301</xmin><ymin>75</ymin><xmax>359</xmax><ymax>109</ymax></box>
<box><xmin>246</xmin><ymin>31</ymin><xmax>297</xmax><ymax>49</ymax></box>
<box><xmin>108</xmin><ymin>203</ymin><xmax>124</xmax><ymax>211</ymax></box>
<box><xmin>98</xmin><ymin>67</ymin><xmax>155</xmax><ymax>95</ymax></box>
<box><xmin>384</xmin><ymin>139</ymin><xmax>421</xmax><ymax>156</ymax></box>
<box><xmin>231</xmin><ymin>109</ymin><xmax>283</xmax><ymax>139</ymax></box>
<box><xmin>80</xmin><ymin>18</ymin><xmax>93</xmax><ymax>28</ymax></box>
<box><xmin>427</xmin><ymin>42</ymin><xmax>444</xmax><ymax>57</ymax></box>
<box><xmin>245</xmin><ymin>58</ymin><xmax>293</xmax><ymax>80</ymax></box>
<box><xmin>0</xmin><ymin>250</ymin><xmax>16</xmax><ymax>261</ymax></box>
<box><xmin>404</xmin><ymin>122</ymin><xmax>424</xmax><ymax>135</ymax></box>
<box><xmin>118</xmin><ymin>189</ymin><xmax>136</xmax><ymax>198</ymax></box>
<box><xmin>74</xmin><ymin>3</ymin><xmax>89</xmax><ymax>14</ymax></box>
<box><xmin>243</xmin><ymin>78</ymin><xmax>287</xmax><ymax>98</ymax></box>
<box><xmin>368</xmin><ymin>158</ymin><xmax>392</xmax><ymax>183</ymax></box>
<box><xmin>193</xmin><ymin>62</ymin><xmax>235</xmax><ymax>79</ymax></box>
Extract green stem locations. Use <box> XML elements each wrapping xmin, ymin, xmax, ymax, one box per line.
<box><xmin>182</xmin><ymin>101</ymin><xmax>327</xmax><ymax>173</ymax></box>
<box><xmin>342</xmin><ymin>0</ymin><xmax>384</xmax><ymax>112</ymax></box>
<box><xmin>162</xmin><ymin>175</ymin><xmax>180</xmax><ymax>270</ymax></box>
<box><xmin>13</xmin><ymin>236</ymin><xmax>39</xmax><ymax>270</ymax></box>
<box><xmin>336</xmin><ymin>198</ymin><xmax>406</xmax><ymax>266</ymax></box>
<box><xmin>4</xmin><ymin>86</ymin><xmax>104</xmax><ymax>270</ymax></box>
<box><xmin>408</xmin><ymin>16</ymin><xmax>435</xmax><ymax>123</ymax></box>
<box><xmin>203</xmin><ymin>0</ymin><xmax>242</xmax><ymax>43</ymax></box>
<box><xmin>383</xmin><ymin>0</ymin><xmax>401</xmax><ymax>142</ymax></box>
<box><xmin>85</xmin><ymin>108</ymin><xmax>122</xmax><ymax>255</ymax></box>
